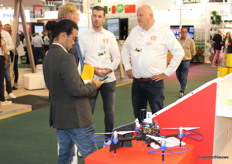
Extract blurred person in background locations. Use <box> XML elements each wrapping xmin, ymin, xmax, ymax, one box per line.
<box><xmin>42</xmin><ymin>31</ymin><xmax>50</xmax><ymax>53</ymax></box>
<box><xmin>31</xmin><ymin>33</ymin><xmax>44</xmax><ymax>65</ymax></box>
<box><xmin>211</xmin><ymin>29</ymin><xmax>222</xmax><ymax>68</ymax></box>
<box><xmin>4</xmin><ymin>24</ymin><xmax>21</xmax><ymax>90</ymax></box>
<box><xmin>176</xmin><ymin>27</ymin><xmax>196</xmax><ymax>98</ymax></box>
<box><xmin>0</xmin><ymin>21</ymin><xmax>12</xmax><ymax>105</ymax></box>
<box><xmin>0</xmin><ymin>21</ymin><xmax>16</xmax><ymax>99</ymax></box>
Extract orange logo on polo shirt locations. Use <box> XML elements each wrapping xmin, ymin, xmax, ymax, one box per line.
<box><xmin>151</xmin><ymin>35</ymin><xmax>157</xmax><ymax>41</ymax></box>
<box><xmin>103</xmin><ymin>38</ymin><xmax>109</xmax><ymax>44</ymax></box>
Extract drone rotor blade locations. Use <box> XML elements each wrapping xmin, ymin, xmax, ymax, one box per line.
<box><xmin>182</xmin><ymin>127</ymin><xmax>200</xmax><ymax>130</ymax></box>
<box><xmin>146</xmin><ymin>135</ymin><xmax>165</xmax><ymax>141</ymax></box>
<box><xmin>162</xmin><ymin>127</ymin><xmax>200</xmax><ymax>130</ymax></box>
<box><xmin>95</xmin><ymin>130</ymin><xmax>135</xmax><ymax>135</ymax></box>
<box><xmin>117</xmin><ymin>131</ymin><xmax>135</xmax><ymax>135</ymax></box>
<box><xmin>95</xmin><ymin>132</ymin><xmax>114</xmax><ymax>135</ymax></box>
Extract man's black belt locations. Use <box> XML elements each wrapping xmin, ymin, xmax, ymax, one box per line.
<box><xmin>133</xmin><ymin>77</ymin><xmax>153</xmax><ymax>82</ymax></box>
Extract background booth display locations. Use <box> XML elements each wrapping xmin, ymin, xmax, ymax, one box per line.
<box><xmin>103</xmin><ymin>18</ymin><xmax>128</xmax><ymax>40</ymax></box>
<box><xmin>170</xmin><ymin>25</ymin><xmax>195</xmax><ymax>39</ymax></box>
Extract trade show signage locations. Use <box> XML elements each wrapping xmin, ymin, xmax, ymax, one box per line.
<box><xmin>116</xmin><ymin>4</ymin><xmax>124</xmax><ymax>13</ymax></box>
<box><xmin>33</xmin><ymin>5</ymin><xmax>43</xmax><ymax>18</ymax></box>
<box><xmin>112</xmin><ymin>4</ymin><xmax>136</xmax><ymax>14</ymax></box>
<box><xmin>0</xmin><ymin>9</ymin><xmax>30</xmax><ymax>24</ymax></box>
<box><xmin>125</xmin><ymin>5</ymin><xmax>136</xmax><ymax>13</ymax></box>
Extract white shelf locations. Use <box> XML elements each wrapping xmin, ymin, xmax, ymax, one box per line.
<box><xmin>216</xmin><ymin>98</ymin><xmax>232</xmax><ymax>118</ymax></box>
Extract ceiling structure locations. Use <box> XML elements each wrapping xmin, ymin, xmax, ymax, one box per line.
<box><xmin>0</xmin><ymin>0</ymin><xmax>84</xmax><ymax>8</ymax></box>
<box><xmin>0</xmin><ymin>0</ymin><xmax>45</xmax><ymax>8</ymax></box>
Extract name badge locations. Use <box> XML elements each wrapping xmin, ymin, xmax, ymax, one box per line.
<box><xmin>100</xmin><ymin>45</ymin><xmax>106</xmax><ymax>50</ymax></box>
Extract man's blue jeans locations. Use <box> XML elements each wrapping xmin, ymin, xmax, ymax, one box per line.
<box><xmin>89</xmin><ymin>81</ymin><xmax>116</xmax><ymax>139</ymax></box>
<box><xmin>132</xmin><ymin>79</ymin><xmax>164</xmax><ymax>122</ymax></box>
<box><xmin>33</xmin><ymin>47</ymin><xmax>44</xmax><ymax>65</ymax></box>
<box><xmin>176</xmin><ymin>60</ymin><xmax>191</xmax><ymax>93</ymax></box>
<box><xmin>56</xmin><ymin>124</ymin><xmax>98</xmax><ymax>164</ymax></box>
<box><xmin>0</xmin><ymin>56</ymin><xmax>5</xmax><ymax>101</ymax></box>
<box><xmin>4</xmin><ymin>57</ymin><xmax>12</xmax><ymax>94</ymax></box>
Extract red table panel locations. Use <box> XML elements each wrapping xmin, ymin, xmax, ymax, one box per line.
<box><xmin>86</xmin><ymin>141</ymin><xmax>195</xmax><ymax>164</ymax></box>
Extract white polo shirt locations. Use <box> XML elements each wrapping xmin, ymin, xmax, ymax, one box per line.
<box><xmin>79</xmin><ymin>27</ymin><xmax>121</xmax><ymax>83</ymax></box>
<box><xmin>0</xmin><ymin>39</ymin><xmax>6</xmax><ymax>56</ymax></box>
<box><xmin>1</xmin><ymin>30</ymin><xmax>15</xmax><ymax>55</ymax></box>
<box><xmin>121</xmin><ymin>24</ymin><xmax>184</xmax><ymax>78</ymax></box>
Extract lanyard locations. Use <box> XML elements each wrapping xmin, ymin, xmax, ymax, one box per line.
<box><xmin>179</xmin><ymin>37</ymin><xmax>188</xmax><ymax>48</ymax></box>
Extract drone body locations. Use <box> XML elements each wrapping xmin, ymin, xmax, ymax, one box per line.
<box><xmin>92</xmin><ymin>111</ymin><xmax>203</xmax><ymax>161</ymax></box>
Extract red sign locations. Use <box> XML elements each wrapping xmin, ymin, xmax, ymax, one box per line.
<box><xmin>112</xmin><ymin>6</ymin><xmax>116</xmax><ymax>14</ymax></box>
<box><xmin>33</xmin><ymin>5</ymin><xmax>43</xmax><ymax>18</ymax></box>
<box><xmin>125</xmin><ymin>4</ymin><xmax>136</xmax><ymax>13</ymax></box>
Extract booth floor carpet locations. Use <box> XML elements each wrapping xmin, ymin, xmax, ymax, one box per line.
<box><xmin>11</xmin><ymin>95</ymin><xmax>50</xmax><ymax>110</ymax></box>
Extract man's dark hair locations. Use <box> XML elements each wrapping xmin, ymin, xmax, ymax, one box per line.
<box><xmin>92</xmin><ymin>6</ymin><xmax>106</xmax><ymax>16</ymax></box>
<box><xmin>181</xmin><ymin>27</ymin><xmax>188</xmax><ymax>31</ymax></box>
<box><xmin>45</xmin><ymin>19</ymin><xmax>78</xmax><ymax>43</ymax></box>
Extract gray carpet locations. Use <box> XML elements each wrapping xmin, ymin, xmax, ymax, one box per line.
<box><xmin>11</xmin><ymin>94</ymin><xmax>50</xmax><ymax>110</ymax></box>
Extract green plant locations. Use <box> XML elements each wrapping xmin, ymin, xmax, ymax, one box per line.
<box><xmin>211</xmin><ymin>11</ymin><xmax>217</xmax><ymax>17</ymax></box>
<box><xmin>211</xmin><ymin>10</ymin><xmax>222</xmax><ymax>26</ymax></box>
<box><xmin>215</xmin><ymin>15</ymin><xmax>222</xmax><ymax>25</ymax></box>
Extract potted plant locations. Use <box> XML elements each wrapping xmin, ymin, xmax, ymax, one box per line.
<box><xmin>215</xmin><ymin>15</ymin><xmax>222</xmax><ymax>25</ymax></box>
<box><xmin>211</xmin><ymin>10</ymin><xmax>222</xmax><ymax>26</ymax></box>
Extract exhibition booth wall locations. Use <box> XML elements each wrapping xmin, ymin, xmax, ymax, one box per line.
<box><xmin>154</xmin><ymin>73</ymin><xmax>232</xmax><ymax>164</ymax></box>
<box><xmin>213</xmin><ymin>73</ymin><xmax>232</xmax><ymax>164</ymax></box>
<box><xmin>154</xmin><ymin>80</ymin><xmax>217</xmax><ymax>164</ymax></box>
<box><xmin>85</xmin><ymin>73</ymin><xmax>232</xmax><ymax>164</ymax></box>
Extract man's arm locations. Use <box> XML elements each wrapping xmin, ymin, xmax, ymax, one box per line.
<box><xmin>1</xmin><ymin>43</ymin><xmax>8</xmax><ymax>67</ymax></box>
<box><xmin>121</xmin><ymin>34</ymin><xmax>133</xmax><ymax>73</ymax></box>
<box><xmin>191</xmin><ymin>39</ymin><xmax>196</xmax><ymax>58</ymax></box>
<box><xmin>108</xmin><ymin>34</ymin><xmax>121</xmax><ymax>72</ymax></box>
<box><xmin>164</xmin><ymin>29</ymin><xmax>184</xmax><ymax>76</ymax></box>
<box><xmin>60</xmin><ymin>54</ymin><xmax>102</xmax><ymax>97</ymax></box>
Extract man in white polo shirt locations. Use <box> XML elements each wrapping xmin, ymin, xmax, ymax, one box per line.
<box><xmin>79</xmin><ymin>6</ymin><xmax>121</xmax><ymax>144</ymax></box>
<box><xmin>121</xmin><ymin>5</ymin><xmax>184</xmax><ymax>122</ymax></box>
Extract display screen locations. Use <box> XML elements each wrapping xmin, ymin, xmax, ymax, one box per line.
<box><xmin>170</xmin><ymin>26</ymin><xmax>194</xmax><ymax>39</ymax></box>
<box><xmin>34</xmin><ymin>25</ymin><xmax>44</xmax><ymax>34</ymax></box>
<box><xmin>32</xmin><ymin>23</ymin><xmax>44</xmax><ymax>34</ymax></box>
<box><xmin>106</xmin><ymin>18</ymin><xmax>120</xmax><ymax>40</ymax></box>
<box><xmin>170</xmin><ymin>26</ymin><xmax>180</xmax><ymax>38</ymax></box>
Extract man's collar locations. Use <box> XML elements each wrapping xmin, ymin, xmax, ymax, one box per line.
<box><xmin>139</xmin><ymin>23</ymin><xmax>157</xmax><ymax>32</ymax></box>
<box><xmin>91</xmin><ymin>27</ymin><xmax>104</xmax><ymax>33</ymax></box>
<box><xmin>52</xmin><ymin>43</ymin><xmax>68</xmax><ymax>52</ymax></box>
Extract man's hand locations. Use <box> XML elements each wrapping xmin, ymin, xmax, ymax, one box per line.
<box><xmin>93</xmin><ymin>78</ymin><xmax>105</xmax><ymax>88</ymax></box>
<box><xmin>4</xmin><ymin>61</ymin><xmax>7</xmax><ymax>68</ymax></box>
<box><xmin>151</xmin><ymin>73</ymin><xmax>168</xmax><ymax>81</ymax></box>
<box><xmin>94</xmin><ymin>67</ymin><xmax>112</xmax><ymax>77</ymax></box>
<box><xmin>126</xmin><ymin>69</ymin><xmax>133</xmax><ymax>79</ymax></box>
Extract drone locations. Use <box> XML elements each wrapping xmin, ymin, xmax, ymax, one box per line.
<box><xmin>92</xmin><ymin>110</ymin><xmax>203</xmax><ymax>163</ymax></box>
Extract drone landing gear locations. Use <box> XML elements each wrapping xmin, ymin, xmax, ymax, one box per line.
<box><xmin>148</xmin><ymin>146</ymin><xmax>189</xmax><ymax>163</ymax></box>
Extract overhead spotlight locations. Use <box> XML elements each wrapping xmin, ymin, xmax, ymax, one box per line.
<box><xmin>0</xmin><ymin>4</ymin><xmax>3</xmax><ymax>7</ymax></box>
